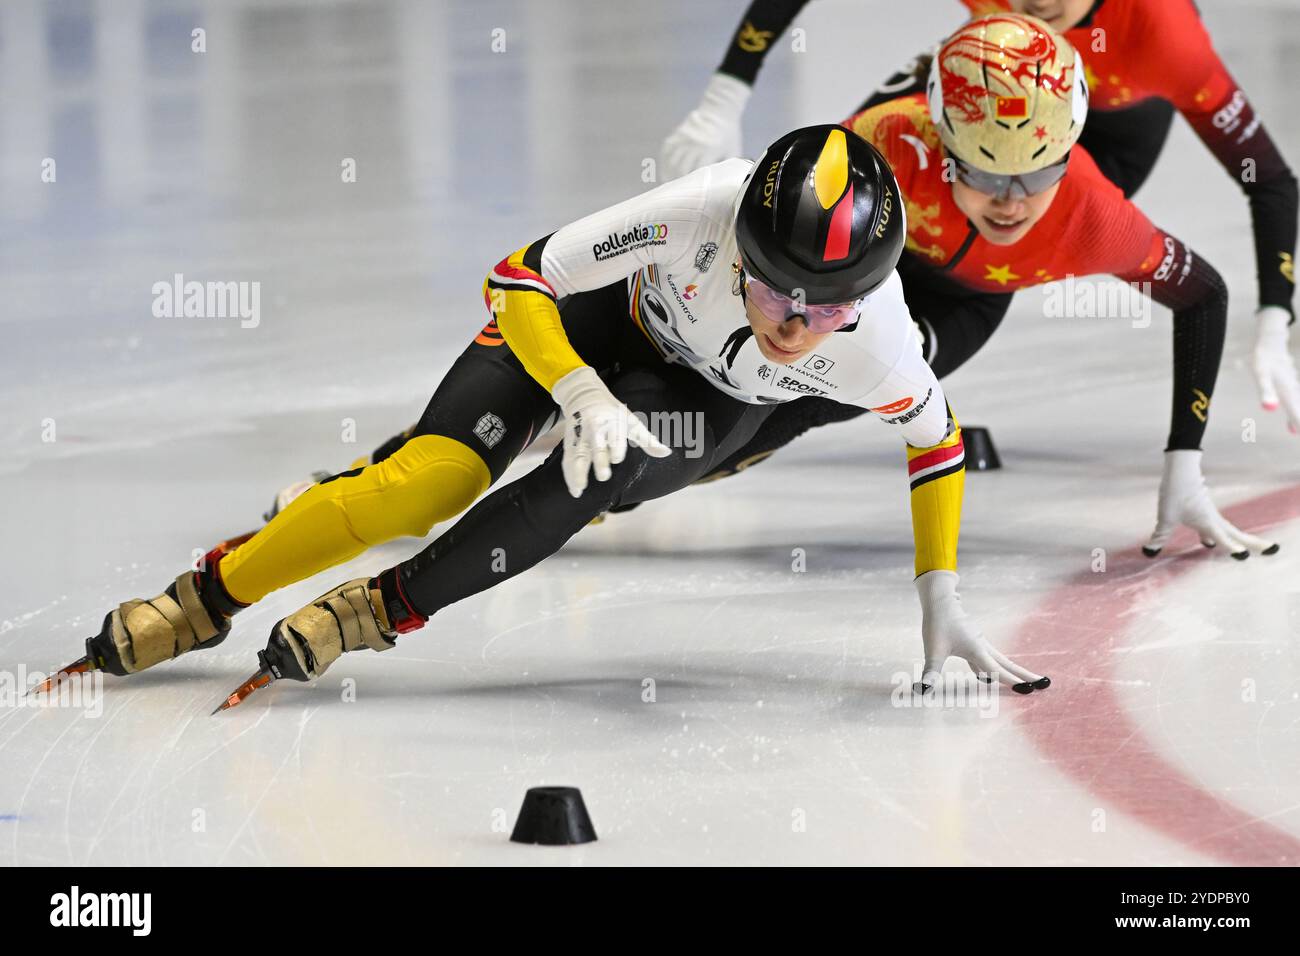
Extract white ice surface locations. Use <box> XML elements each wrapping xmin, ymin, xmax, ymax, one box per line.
<box><xmin>1</xmin><ymin>0</ymin><xmax>1298</xmax><ymax>865</ymax></box>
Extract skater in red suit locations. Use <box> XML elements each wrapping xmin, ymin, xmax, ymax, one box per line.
<box><xmin>664</xmin><ymin>0</ymin><xmax>1297</xmax><ymax>360</ymax></box>
<box><xmin>656</xmin><ymin>8</ymin><xmax>1294</xmax><ymax>556</ymax></box>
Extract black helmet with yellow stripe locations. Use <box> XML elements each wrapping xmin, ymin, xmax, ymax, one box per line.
<box><xmin>735</xmin><ymin>124</ymin><xmax>906</xmax><ymax>305</ymax></box>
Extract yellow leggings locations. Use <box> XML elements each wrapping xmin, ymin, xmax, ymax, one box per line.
<box><xmin>218</xmin><ymin>434</ymin><xmax>491</xmax><ymax>605</ymax></box>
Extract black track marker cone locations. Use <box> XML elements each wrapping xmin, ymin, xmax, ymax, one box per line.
<box><xmin>510</xmin><ymin>786</ymin><xmax>597</xmax><ymax>845</ymax></box>
<box><xmin>963</xmin><ymin>426</ymin><xmax>1001</xmax><ymax>471</ymax></box>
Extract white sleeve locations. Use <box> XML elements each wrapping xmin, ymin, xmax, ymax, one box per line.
<box><xmin>854</xmin><ymin>327</ymin><xmax>951</xmax><ymax>448</ymax></box>
<box><xmin>539</xmin><ymin>160</ymin><xmax>749</xmax><ymax>296</ymax></box>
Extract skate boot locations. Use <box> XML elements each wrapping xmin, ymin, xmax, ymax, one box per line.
<box><xmin>214</xmin><ymin>568</ymin><xmax>425</xmax><ymax>711</ymax></box>
<box><xmin>35</xmin><ymin>537</ymin><xmax>250</xmax><ymax>692</ymax></box>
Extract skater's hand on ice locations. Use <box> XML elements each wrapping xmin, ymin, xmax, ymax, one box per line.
<box><xmin>913</xmin><ymin>570</ymin><xmax>1049</xmax><ymax>695</ymax></box>
<box><xmin>1251</xmin><ymin>306</ymin><xmax>1300</xmax><ymax>434</ymax></box>
<box><xmin>1143</xmin><ymin>450</ymin><xmax>1279</xmax><ymax>560</ymax></box>
<box><xmin>551</xmin><ymin>366</ymin><xmax>672</xmax><ymax>498</ymax></box>
<box><xmin>659</xmin><ymin>73</ymin><xmax>750</xmax><ymax>180</ymax></box>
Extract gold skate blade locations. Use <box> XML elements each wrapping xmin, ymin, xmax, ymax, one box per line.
<box><xmin>28</xmin><ymin>654</ymin><xmax>98</xmax><ymax>697</ymax></box>
<box><xmin>212</xmin><ymin>666</ymin><xmax>274</xmax><ymax>714</ymax></box>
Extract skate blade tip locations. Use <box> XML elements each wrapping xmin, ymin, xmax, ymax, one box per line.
<box><xmin>29</xmin><ymin>657</ymin><xmax>96</xmax><ymax>697</ymax></box>
<box><xmin>212</xmin><ymin>669</ymin><xmax>274</xmax><ymax>714</ymax></box>
<box><xmin>212</xmin><ymin>690</ymin><xmax>252</xmax><ymax>715</ymax></box>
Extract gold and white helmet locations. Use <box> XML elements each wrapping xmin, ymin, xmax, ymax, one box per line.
<box><xmin>926</xmin><ymin>13</ymin><xmax>1088</xmax><ymax>175</ymax></box>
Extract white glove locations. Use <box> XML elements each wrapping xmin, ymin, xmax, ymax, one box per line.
<box><xmin>1250</xmin><ymin>305</ymin><xmax>1300</xmax><ymax>434</ymax></box>
<box><xmin>1143</xmin><ymin>449</ymin><xmax>1279</xmax><ymax>559</ymax></box>
<box><xmin>913</xmin><ymin>570</ymin><xmax>1049</xmax><ymax>695</ymax></box>
<box><xmin>551</xmin><ymin>366</ymin><xmax>672</xmax><ymax>498</ymax></box>
<box><xmin>659</xmin><ymin>73</ymin><xmax>752</xmax><ymax>180</ymax></box>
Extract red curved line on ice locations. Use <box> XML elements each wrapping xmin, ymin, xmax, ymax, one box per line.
<box><xmin>1011</xmin><ymin>485</ymin><xmax>1300</xmax><ymax>866</ymax></box>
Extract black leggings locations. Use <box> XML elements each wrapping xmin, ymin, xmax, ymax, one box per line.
<box><xmin>391</xmin><ymin>284</ymin><xmax>774</xmax><ymax>617</ymax></box>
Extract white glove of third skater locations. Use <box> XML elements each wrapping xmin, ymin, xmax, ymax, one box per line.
<box><xmin>914</xmin><ymin>570</ymin><xmax>1049</xmax><ymax>695</ymax></box>
<box><xmin>551</xmin><ymin>366</ymin><xmax>672</xmax><ymax>498</ymax></box>
<box><xmin>1250</xmin><ymin>305</ymin><xmax>1300</xmax><ymax>433</ymax></box>
<box><xmin>1142</xmin><ymin>449</ymin><xmax>1279</xmax><ymax>559</ymax></box>
<box><xmin>659</xmin><ymin>73</ymin><xmax>751</xmax><ymax>180</ymax></box>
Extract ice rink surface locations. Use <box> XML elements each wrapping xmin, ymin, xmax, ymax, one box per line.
<box><xmin>1</xmin><ymin>0</ymin><xmax>1298</xmax><ymax>866</ymax></box>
